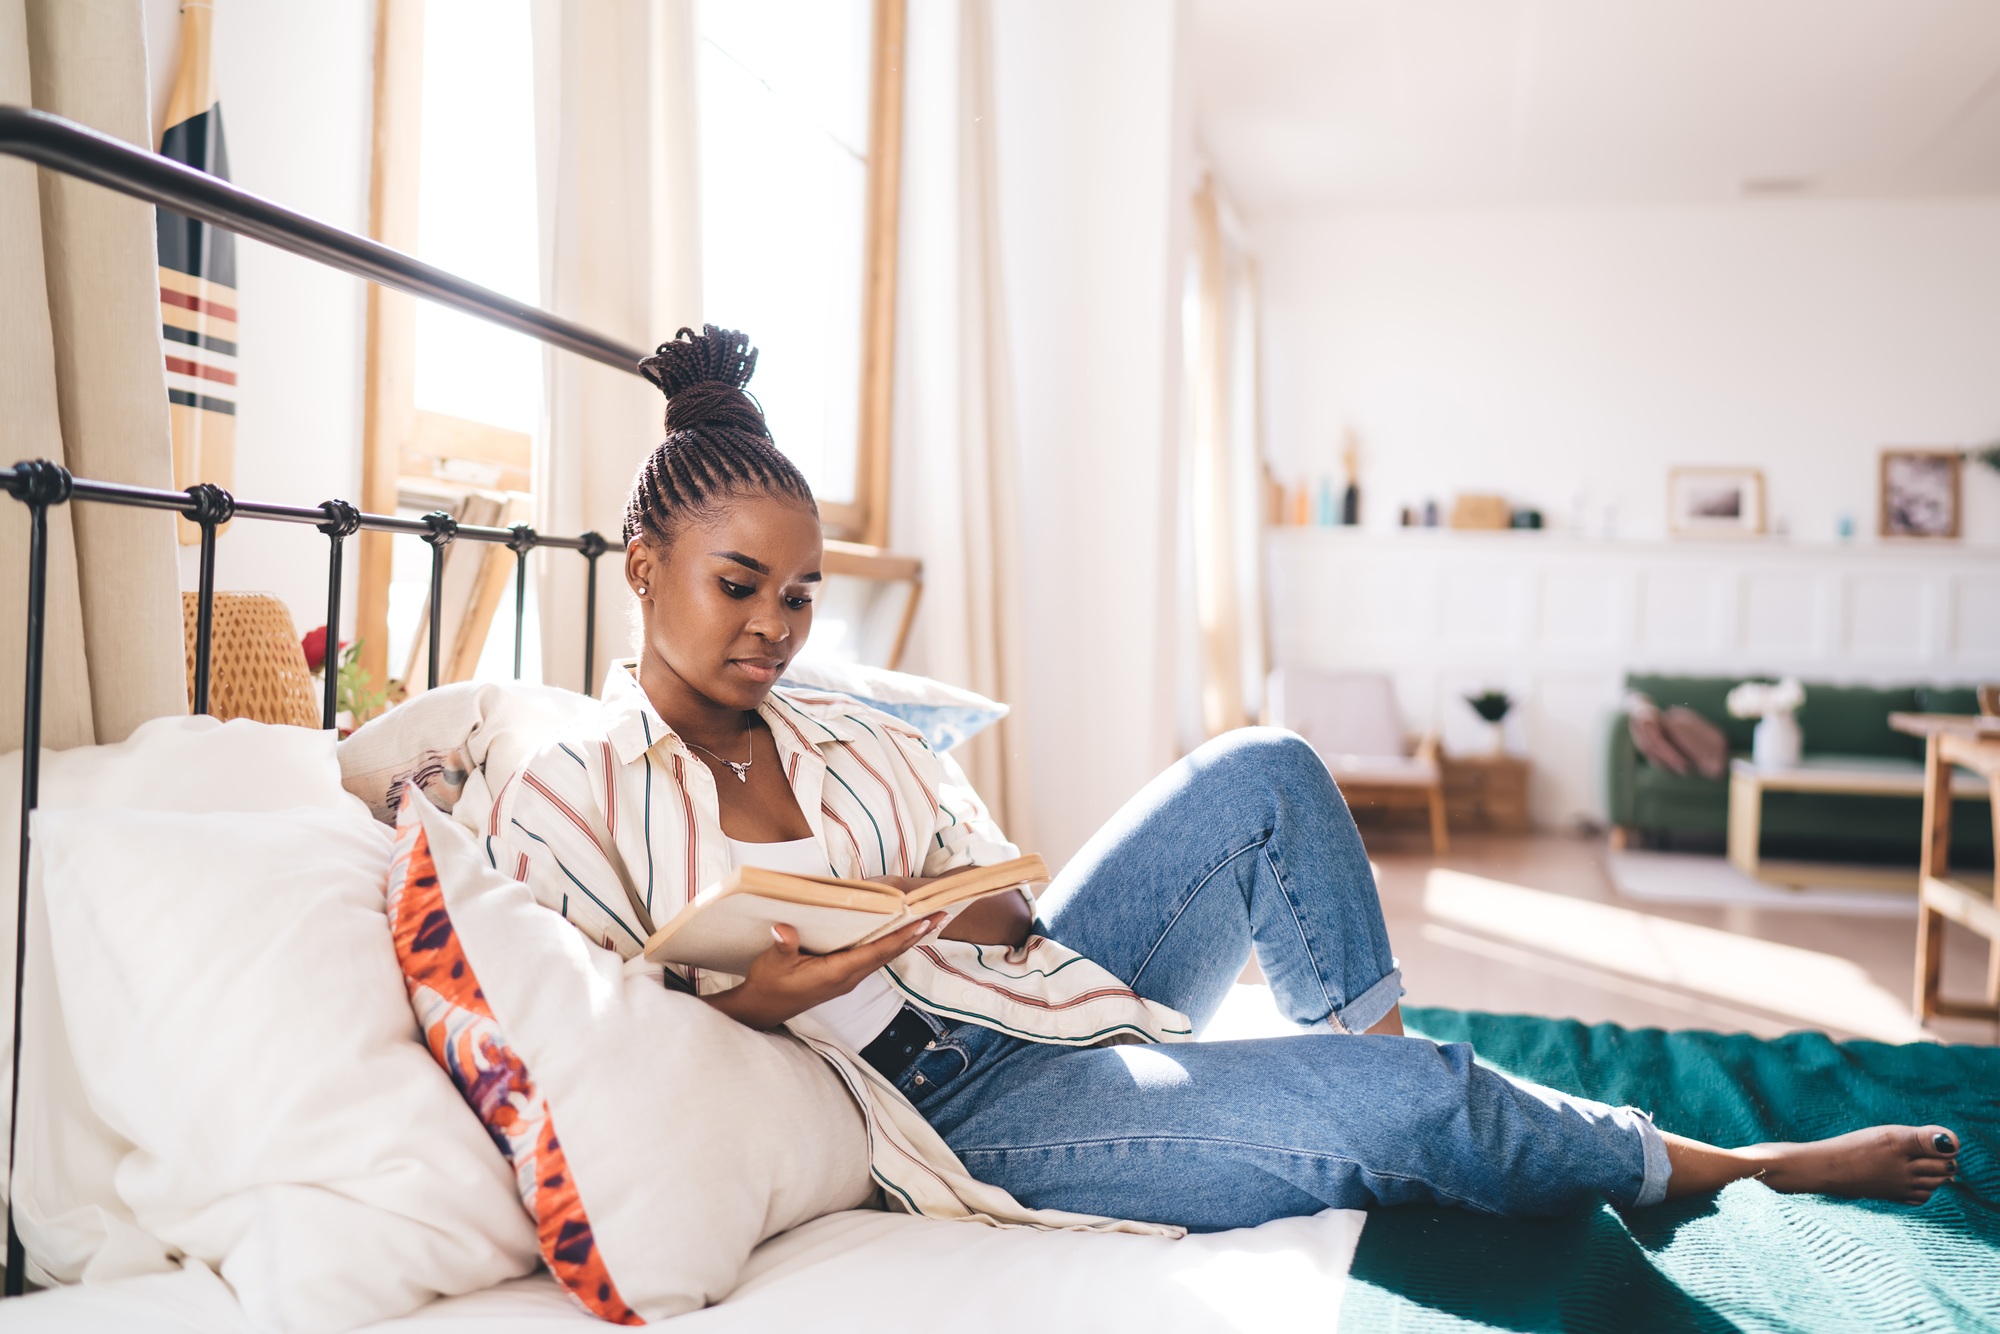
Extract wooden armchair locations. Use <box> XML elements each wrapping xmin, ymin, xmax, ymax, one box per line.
<box><xmin>1267</xmin><ymin>668</ymin><xmax>1449</xmax><ymax>853</ymax></box>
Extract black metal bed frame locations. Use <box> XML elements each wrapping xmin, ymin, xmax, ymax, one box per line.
<box><xmin>1</xmin><ymin>106</ymin><xmax>648</xmax><ymax>1296</ymax></box>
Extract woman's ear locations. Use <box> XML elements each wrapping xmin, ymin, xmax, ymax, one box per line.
<box><xmin>625</xmin><ymin>539</ymin><xmax>657</xmax><ymax>599</ymax></box>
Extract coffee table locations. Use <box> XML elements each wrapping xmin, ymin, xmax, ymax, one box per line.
<box><xmin>1726</xmin><ymin>754</ymin><xmax>1985</xmax><ymax>892</ymax></box>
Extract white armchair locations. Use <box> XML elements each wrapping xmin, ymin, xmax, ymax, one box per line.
<box><xmin>1266</xmin><ymin>668</ymin><xmax>1449</xmax><ymax>853</ymax></box>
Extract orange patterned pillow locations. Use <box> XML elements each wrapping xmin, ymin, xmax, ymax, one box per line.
<box><xmin>385</xmin><ymin>799</ymin><xmax>640</xmax><ymax>1325</ymax></box>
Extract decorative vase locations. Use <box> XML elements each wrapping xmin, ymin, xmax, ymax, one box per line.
<box><xmin>1752</xmin><ymin>711</ymin><xmax>1801</xmax><ymax>770</ymax></box>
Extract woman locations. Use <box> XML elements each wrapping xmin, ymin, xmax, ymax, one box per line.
<box><xmin>490</xmin><ymin>325</ymin><xmax>1957</xmax><ymax>1233</ymax></box>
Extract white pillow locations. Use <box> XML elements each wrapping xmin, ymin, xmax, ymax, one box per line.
<box><xmin>335</xmin><ymin>681</ymin><xmax>598</xmax><ymax>830</ymax></box>
<box><xmin>389</xmin><ymin>790</ymin><xmax>875</xmax><ymax>1322</ymax></box>
<box><xmin>34</xmin><ymin>805</ymin><xmax>538</xmax><ymax>1332</ymax></box>
<box><xmin>0</xmin><ymin>716</ymin><xmax>365</xmax><ymax>1286</ymax></box>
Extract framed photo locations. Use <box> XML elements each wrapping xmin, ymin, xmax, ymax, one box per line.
<box><xmin>1879</xmin><ymin>449</ymin><xmax>1961</xmax><ymax>539</ymax></box>
<box><xmin>1668</xmin><ymin>467</ymin><xmax>1765</xmax><ymax>537</ymax></box>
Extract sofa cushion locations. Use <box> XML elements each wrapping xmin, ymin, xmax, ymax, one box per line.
<box><xmin>1624</xmin><ymin>675</ymin><xmax>1756</xmax><ymax>751</ymax></box>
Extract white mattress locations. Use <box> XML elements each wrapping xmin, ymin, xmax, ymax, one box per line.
<box><xmin>0</xmin><ymin>986</ymin><xmax>1363</xmax><ymax>1332</ymax></box>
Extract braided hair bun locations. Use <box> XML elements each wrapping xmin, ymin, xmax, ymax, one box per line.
<box><xmin>625</xmin><ymin>325</ymin><xmax>816</xmax><ymax>547</ymax></box>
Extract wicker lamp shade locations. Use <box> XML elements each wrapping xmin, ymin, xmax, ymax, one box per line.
<box><xmin>181</xmin><ymin>591</ymin><xmax>322</xmax><ymax>729</ymax></box>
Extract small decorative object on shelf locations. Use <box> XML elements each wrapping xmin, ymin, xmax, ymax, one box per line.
<box><xmin>1727</xmin><ymin>676</ymin><xmax>1806</xmax><ymax>771</ymax></box>
<box><xmin>1669</xmin><ymin>466</ymin><xmax>1765</xmax><ymax>537</ymax></box>
<box><xmin>1465</xmin><ymin>689</ymin><xmax>1513</xmax><ymax>754</ymax></box>
<box><xmin>1340</xmin><ymin>428</ymin><xmax>1361</xmax><ymax>526</ymax></box>
<box><xmin>1509</xmin><ymin>508</ymin><xmax>1543</xmax><ymax>529</ymax></box>
<box><xmin>1450</xmin><ymin>494</ymin><xmax>1510</xmax><ymax>530</ymax></box>
<box><xmin>1879</xmin><ymin>448</ymin><xmax>1961</xmax><ymax>539</ymax></box>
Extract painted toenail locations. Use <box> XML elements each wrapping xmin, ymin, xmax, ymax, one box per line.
<box><xmin>1933</xmin><ymin>1132</ymin><xmax>1956</xmax><ymax>1153</ymax></box>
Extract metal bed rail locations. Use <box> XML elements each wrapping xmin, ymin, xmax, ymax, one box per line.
<box><xmin>0</xmin><ymin>106</ymin><xmax>649</xmax><ymax>372</ymax></box>
<box><xmin>1</xmin><ymin>103</ymin><xmax>645</xmax><ymax>1297</ymax></box>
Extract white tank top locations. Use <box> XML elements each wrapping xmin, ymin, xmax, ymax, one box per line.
<box><xmin>724</xmin><ymin>836</ymin><xmax>903</xmax><ymax>1051</ymax></box>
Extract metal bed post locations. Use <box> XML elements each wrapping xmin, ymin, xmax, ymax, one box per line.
<box><xmin>4</xmin><ymin>460</ymin><xmax>70</xmax><ymax>1298</ymax></box>
<box><xmin>418</xmin><ymin>511</ymin><xmax>458</xmax><ymax>692</ymax></box>
<box><xmin>579</xmin><ymin>531</ymin><xmax>608</xmax><ymax>696</ymax></box>
<box><xmin>506</xmin><ymin>524</ymin><xmax>535</xmax><ymax>682</ymax></box>
<box><xmin>185</xmin><ymin>483</ymin><xmax>234</xmax><ymax>716</ymax></box>
<box><xmin>316</xmin><ymin>501</ymin><xmax>361</xmax><ymax>730</ymax></box>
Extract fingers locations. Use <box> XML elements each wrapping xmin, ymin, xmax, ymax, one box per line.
<box><xmin>767</xmin><ymin>923</ymin><xmax>802</xmax><ymax>961</ymax></box>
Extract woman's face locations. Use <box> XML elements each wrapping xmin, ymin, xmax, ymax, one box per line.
<box><xmin>625</xmin><ymin>492</ymin><xmax>822</xmax><ymax>713</ymax></box>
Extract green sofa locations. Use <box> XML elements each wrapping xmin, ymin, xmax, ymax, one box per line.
<box><xmin>1606</xmin><ymin>674</ymin><xmax>1994</xmax><ymax>866</ymax></box>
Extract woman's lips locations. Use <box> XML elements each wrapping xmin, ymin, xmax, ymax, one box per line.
<box><xmin>731</xmin><ymin>658</ymin><xmax>783</xmax><ymax>684</ymax></box>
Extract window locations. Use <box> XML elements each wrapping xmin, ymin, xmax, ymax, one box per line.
<box><xmin>358</xmin><ymin>0</ymin><xmax>906</xmax><ymax>697</ymax></box>
<box><xmin>699</xmin><ymin>0</ymin><xmax>870</xmax><ymax>514</ymax></box>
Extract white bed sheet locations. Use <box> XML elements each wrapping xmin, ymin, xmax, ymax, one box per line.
<box><xmin>0</xmin><ymin>1207</ymin><xmax>1365</xmax><ymax>1333</ymax></box>
<box><xmin>0</xmin><ymin>986</ymin><xmax>1360</xmax><ymax>1333</ymax></box>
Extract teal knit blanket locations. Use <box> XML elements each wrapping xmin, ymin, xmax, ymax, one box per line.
<box><xmin>1341</xmin><ymin>1009</ymin><xmax>2000</xmax><ymax>1333</ymax></box>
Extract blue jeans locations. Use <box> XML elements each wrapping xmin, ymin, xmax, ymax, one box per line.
<box><xmin>893</xmin><ymin>729</ymin><xmax>1670</xmax><ymax>1231</ymax></box>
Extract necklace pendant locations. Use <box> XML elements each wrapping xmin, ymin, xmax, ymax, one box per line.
<box><xmin>724</xmin><ymin>760</ymin><xmax>751</xmax><ymax>783</ymax></box>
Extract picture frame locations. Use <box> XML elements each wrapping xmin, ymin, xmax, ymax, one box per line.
<box><xmin>1668</xmin><ymin>467</ymin><xmax>1765</xmax><ymax>537</ymax></box>
<box><xmin>1878</xmin><ymin>449</ymin><xmax>1961</xmax><ymax>540</ymax></box>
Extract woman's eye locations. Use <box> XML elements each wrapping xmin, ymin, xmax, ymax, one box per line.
<box><xmin>785</xmin><ymin>596</ymin><xmax>813</xmax><ymax>611</ymax></box>
<box><xmin>720</xmin><ymin>579</ymin><xmax>754</xmax><ymax>599</ymax></box>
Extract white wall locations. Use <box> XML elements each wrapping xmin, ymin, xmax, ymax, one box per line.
<box><xmin>146</xmin><ymin>0</ymin><xmax>374</xmax><ymax>642</ymax></box>
<box><xmin>1269</xmin><ymin>528</ymin><xmax>2000</xmax><ymax>828</ymax></box>
<box><xmin>1256</xmin><ymin>199</ymin><xmax>2000</xmax><ymax>546</ymax></box>
<box><xmin>988</xmin><ymin>0</ymin><xmax>1193</xmax><ymax>865</ymax></box>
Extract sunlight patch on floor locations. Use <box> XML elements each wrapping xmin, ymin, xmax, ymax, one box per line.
<box><xmin>1422</xmin><ymin>868</ymin><xmax>1929</xmax><ymax>1042</ymax></box>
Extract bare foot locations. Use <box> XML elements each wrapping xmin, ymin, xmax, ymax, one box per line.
<box><xmin>1743</xmin><ymin>1126</ymin><xmax>1959</xmax><ymax>1205</ymax></box>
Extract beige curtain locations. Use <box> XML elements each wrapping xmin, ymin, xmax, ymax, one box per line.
<box><xmin>530</xmin><ymin>0</ymin><xmax>702</xmax><ymax>696</ymax></box>
<box><xmin>1185</xmin><ymin>173</ymin><xmax>1267</xmax><ymax>740</ymax></box>
<box><xmin>0</xmin><ymin>0</ymin><xmax>186</xmax><ymax>753</ymax></box>
<box><xmin>890</xmin><ymin>0</ymin><xmax>1032</xmax><ymax>842</ymax></box>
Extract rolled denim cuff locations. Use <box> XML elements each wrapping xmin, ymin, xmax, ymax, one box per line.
<box><xmin>1323</xmin><ymin>961</ymin><xmax>1405</xmax><ymax>1035</ymax></box>
<box><xmin>1624</xmin><ymin>1107</ymin><xmax>1672</xmax><ymax>1208</ymax></box>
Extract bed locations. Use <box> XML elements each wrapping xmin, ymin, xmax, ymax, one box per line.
<box><xmin>4</xmin><ymin>988</ymin><xmax>1994</xmax><ymax>1331</ymax></box>
<box><xmin>0</xmin><ymin>1198</ymin><xmax>1365</xmax><ymax>1332</ymax></box>
<box><xmin>5</xmin><ymin>108</ymin><xmax>1996</xmax><ymax>1334</ymax></box>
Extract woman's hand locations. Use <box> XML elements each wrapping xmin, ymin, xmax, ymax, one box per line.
<box><xmin>865</xmin><ymin>875</ymin><xmax>1035</xmax><ymax>948</ymax></box>
<box><xmin>702</xmin><ymin>912</ymin><xmax>946</xmax><ymax>1031</ymax></box>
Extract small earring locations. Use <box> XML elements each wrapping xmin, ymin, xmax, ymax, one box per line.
<box><xmin>637</xmin><ymin>586</ymin><xmax>648</xmax><ymax>596</ymax></box>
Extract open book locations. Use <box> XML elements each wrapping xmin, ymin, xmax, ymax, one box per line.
<box><xmin>641</xmin><ymin>854</ymin><xmax>1049</xmax><ymax>974</ymax></box>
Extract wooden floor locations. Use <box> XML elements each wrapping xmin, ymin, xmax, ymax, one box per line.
<box><xmin>1323</xmin><ymin>830</ymin><xmax>1996</xmax><ymax>1046</ymax></box>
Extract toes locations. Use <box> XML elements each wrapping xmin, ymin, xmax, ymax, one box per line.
<box><xmin>1921</xmin><ymin>1127</ymin><xmax>1958</xmax><ymax>1157</ymax></box>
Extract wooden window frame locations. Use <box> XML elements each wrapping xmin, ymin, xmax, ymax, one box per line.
<box><xmin>360</xmin><ymin>0</ymin><xmax>908</xmax><ymax>688</ymax></box>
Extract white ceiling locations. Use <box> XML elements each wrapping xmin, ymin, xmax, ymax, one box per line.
<box><xmin>1193</xmin><ymin>0</ymin><xmax>2000</xmax><ymax>213</ymax></box>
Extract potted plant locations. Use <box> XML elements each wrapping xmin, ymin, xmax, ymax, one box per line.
<box><xmin>302</xmin><ymin>626</ymin><xmax>389</xmax><ymax>736</ymax></box>
<box><xmin>1465</xmin><ymin>690</ymin><xmax>1513</xmax><ymax>755</ymax></box>
<box><xmin>1726</xmin><ymin>677</ymin><xmax>1806</xmax><ymax>771</ymax></box>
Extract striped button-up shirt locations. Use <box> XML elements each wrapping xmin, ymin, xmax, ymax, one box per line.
<box><xmin>484</xmin><ymin>664</ymin><xmax>1190</xmax><ymax>1236</ymax></box>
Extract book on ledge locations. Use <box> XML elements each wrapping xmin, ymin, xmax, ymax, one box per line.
<box><xmin>641</xmin><ymin>854</ymin><xmax>1050</xmax><ymax>975</ymax></box>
